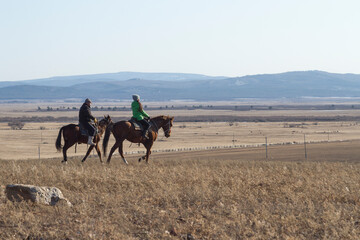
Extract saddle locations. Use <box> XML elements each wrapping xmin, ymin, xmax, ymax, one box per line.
<box><xmin>78</xmin><ymin>122</ymin><xmax>98</xmax><ymax>136</ymax></box>
<box><xmin>129</xmin><ymin>117</ymin><xmax>152</xmax><ymax>132</ymax></box>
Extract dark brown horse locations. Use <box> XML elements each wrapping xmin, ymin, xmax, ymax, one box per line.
<box><xmin>103</xmin><ymin>115</ymin><xmax>174</xmax><ymax>164</ymax></box>
<box><xmin>56</xmin><ymin>115</ymin><xmax>112</xmax><ymax>163</ymax></box>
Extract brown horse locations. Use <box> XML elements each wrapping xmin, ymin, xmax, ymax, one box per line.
<box><xmin>103</xmin><ymin>115</ymin><xmax>174</xmax><ymax>164</ymax></box>
<box><xmin>55</xmin><ymin>115</ymin><xmax>112</xmax><ymax>163</ymax></box>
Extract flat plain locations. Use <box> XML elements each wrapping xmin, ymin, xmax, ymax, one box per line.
<box><xmin>1</xmin><ymin>102</ymin><xmax>360</xmax><ymax>161</ymax></box>
<box><xmin>1</xmin><ymin>101</ymin><xmax>360</xmax><ymax>239</ymax></box>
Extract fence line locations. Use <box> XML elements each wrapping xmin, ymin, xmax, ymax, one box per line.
<box><xmin>31</xmin><ymin>133</ymin><xmax>358</xmax><ymax>160</ymax></box>
<box><xmin>120</xmin><ymin>139</ymin><xmax>351</xmax><ymax>156</ymax></box>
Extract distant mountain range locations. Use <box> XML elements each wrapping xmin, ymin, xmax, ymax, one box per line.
<box><xmin>0</xmin><ymin>72</ymin><xmax>225</xmax><ymax>88</ymax></box>
<box><xmin>1</xmin><ymin>71</ymin><xmax>360</xmax><ymax>101</ymax></box>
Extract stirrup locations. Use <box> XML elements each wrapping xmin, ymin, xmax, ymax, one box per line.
<box><xmin>142</xmin><ymin>131</ymin><xmax>149</xmax><ymax>139</ymax></box>
<box><xmin>87</xmin><ymin>136</ymin><xmax>95</xmax><ymax>145</ymax></box>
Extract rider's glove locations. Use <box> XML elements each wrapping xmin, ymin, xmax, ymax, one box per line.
<box><xmin>94</xmin><ymin>118</ymin><xmax>98</xmax><ymax>124</ymax></box>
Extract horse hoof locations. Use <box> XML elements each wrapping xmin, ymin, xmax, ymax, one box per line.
<box><xmin>122</xmin><ymin>158</ymin><xmax>128</xmax><ymax>165</ymax></box>
<box><xmin>61</xmin><ymin>160</ymin><xmax>67</xmax><ymax>164</ymax></box>
<box><xmin>138</xmin><ymin>158</ymin><xmax>141</xmax><ymax>162</ymax></box>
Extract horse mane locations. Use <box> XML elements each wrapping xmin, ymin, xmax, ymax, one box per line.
<box><xmin>152</xmin><ymin>115</ymin><xmax>169</xmax><ymax>121</ymax></box>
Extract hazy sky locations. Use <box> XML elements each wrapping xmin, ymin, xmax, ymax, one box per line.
<box><xmin>1</xmin><ymin>0</ymin><xmax>359</xmax><ymax>81</ymax></box>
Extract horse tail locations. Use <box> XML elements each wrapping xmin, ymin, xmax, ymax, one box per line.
<box><xmin>55</xmin><ymin>126</ymin><xmax>65</xmax><ymax>152</ymax></box>
<box><xmin>103</xmin><ymin>122</ymin><xmax>114</xmax><ymax>157</ymax></box>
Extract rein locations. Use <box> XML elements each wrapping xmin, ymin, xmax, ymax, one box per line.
<box><xmin>150</xmin><ymin>118</ymin><xmax>171</xmax><ymax>135</ymax></box>
<box><xmin>150</xmin><ymin>119</ymin><xmax>159</xmax><ymax>132</ymax></box>
<box><xmin>96</xmin><ymin>119</ymin><xmax>111</xmax><ymax>135</ymax></box>
<box><xmin>163</xmin><ymin>120</ymin><xmax>171</xmax><ymax>135</ymax></box>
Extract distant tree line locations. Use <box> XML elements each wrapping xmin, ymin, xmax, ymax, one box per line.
<box><xmin>2</xmin><ymin>115</ymin><xmax>360</xmax><ymax>124</ymax></box>
<box><xmin>37</xmin><ymin>106</ymin><xmax>130</xmax><ymax>111</ymax></box>
<box><xmin>36</xmin><ymin>104</ymin><xmax>360</xmax><ymax>112</ymax></box>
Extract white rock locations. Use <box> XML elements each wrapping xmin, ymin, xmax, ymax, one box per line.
<box><xmin>6</xmin><ymin>184</ymin><xmax>72</xmax><ymax>206</ymax></box>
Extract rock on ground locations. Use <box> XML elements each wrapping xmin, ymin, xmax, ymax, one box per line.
<box><xmin>5</xmin><ymin>184</ymin><xmax>71</xmax><ymax>206</ymax></box>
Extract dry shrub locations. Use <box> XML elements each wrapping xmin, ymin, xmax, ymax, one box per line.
<box><xmin>8</xmin><ymin>121</ymin><xmax>25</xmax><ymax>130</ymax></box>
<box><xmin>0</xmin><ymin>156</ymin><xmax>360</xmax><ymax>239</ymax></box>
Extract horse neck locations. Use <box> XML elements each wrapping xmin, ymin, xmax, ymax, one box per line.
<box><xmin>152</xmin><ymin>117</ymin><xmax>166</xmax><ymax>129</ymax></box>
<box><xmin>97</xmin><ymin>124</ymin><xmax>107</xmax><ymax>137</ymax></box>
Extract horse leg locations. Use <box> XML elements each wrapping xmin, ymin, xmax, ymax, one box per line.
<box><xmin>107</xmin><ymin>141</ymin><xmax>121</xmax><ymax>164</ymax></box>
<box><xmin>145</xmin><ymin>148</ymin><xmax>152</xmax><ymax>163</ymax></box>
<box><xmin>140</xmin><ymin>141</ymin><xmax>153</xmax><ymax>163</ymax></box>
<box><xmin>118</xmin><ymin>141</ymin><xmax>128</xmax><ymax>165</ymax></box>
<box><xmin>138</xmin><ymin>150</ymin><xmax>152</xmax><ymax>163</ymax></box>
<box><xmin>81</xmin><ymin>145</ymin><xmax>95</xmax><ymax>163</ymax></box>
<box><xmin>62</xmin><ymin>141</ymin><xmax>74</xmax><ymax>163</ymax></box>
<box><xmin>94</xmin><ymin>144</ymin><xmax>103</xmax><ymax>163</ymax></box>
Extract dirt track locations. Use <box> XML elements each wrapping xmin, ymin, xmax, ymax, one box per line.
<box><xmin>113</xmin><ymin>140</ymin><xmax>360</xmax><ymax>164</ymax></box>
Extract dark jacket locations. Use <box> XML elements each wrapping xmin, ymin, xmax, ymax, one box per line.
<box><xmin>79</xmin><ymin>103</ymin><xmax>95</xmax><ymax>124</ymax></box>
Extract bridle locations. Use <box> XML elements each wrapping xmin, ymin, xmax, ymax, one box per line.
<box><xmin>97</xmin><ymin>117</ymin><xmax>111</xmax><ymax>130</ymax></box>
<box><xmin>150</xmin><ymin>118</ymin><xmax>172</xmax><ymax>135</ymax></box>
<box><xmin>163</xmin><ymin>119</ymin><xmax>172</xmax><ymax>135</ymax></box>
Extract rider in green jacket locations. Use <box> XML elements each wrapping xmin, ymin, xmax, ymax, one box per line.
<box><xmin>132</xmin><ymin>94</ymin><xmax>150</xmax><ymax>139</ymax></box>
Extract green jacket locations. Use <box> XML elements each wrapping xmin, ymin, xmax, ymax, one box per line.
<box><xmin>132</xmin><ymin>101</ymin><xmax>149</xmax><ymax>121</ymax></box>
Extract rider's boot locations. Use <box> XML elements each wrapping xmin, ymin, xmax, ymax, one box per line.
<box><xmin>87</xmin><ymin>136</ymin><xmax>95</xmax><ymax>146</ymax></box>
<box><xmin>142</xmin><ymin>130</ymin><xmax>149</xmax><ymax>140</ymax></box>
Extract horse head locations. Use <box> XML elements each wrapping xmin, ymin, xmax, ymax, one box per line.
<box><xmin>98</xmin><ymin>115</ymin><xmax>112</xmax><ymax>129</ymax></box>
<box><xmin>161</xmin><ymin>115</ymin><xmax>174</xmax><ymax>138</ymax></box>
<box><xmin>104</xmin><ymin>115</ymin><xmax>112</xmax><ymax>125</ymax></box>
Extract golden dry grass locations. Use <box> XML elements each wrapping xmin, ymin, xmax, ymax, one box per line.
<box><xmin>1</xmin><ymin>103</ymin><xmax>360</xmax><ymax>239</ymax></box>
<box><xmin>1</xmin><ymin>141</ymin><xmax>360</xmax><ymax>239</ymax></box>
<box><xmin>2</xmin><ymin>101</ymin><xmax>360</xmax><ymax>160</ymax></box>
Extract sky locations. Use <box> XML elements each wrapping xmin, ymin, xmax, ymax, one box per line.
<box><xmin>0</xmin><ymin>0</ymin><xmax>360</xmax><ymax>81</ymax></box>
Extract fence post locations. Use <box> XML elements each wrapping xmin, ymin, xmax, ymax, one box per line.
<box><xmin>38</xmin><ymin>131</ymin><xmax>42</xmax><ymax>160</ymax></box>
<box><xmin>304</xmin><ymin>134</ymin><xmax>307</xmax><ymax>160</ymax></box>
<box><xmin>265</xmin><ymin>137</ymin><xmax>268</xmax><ymax>159</ymax></box>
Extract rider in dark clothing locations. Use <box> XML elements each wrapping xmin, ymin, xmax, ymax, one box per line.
<box><xmin>79</xmin><ymin>98</ymin><xmax>97</xmax><ymax>145</ymax></box>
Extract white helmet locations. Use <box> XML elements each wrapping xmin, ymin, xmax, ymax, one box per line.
<box><xmin>132</xmin><ymin>94</ymin><xmax>140</xmax><ymax>101</ymax></box>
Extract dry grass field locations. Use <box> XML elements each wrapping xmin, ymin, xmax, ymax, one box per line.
<box><xmin>1</xmin><ymin>141</ymin><xmax>360</xmax><ymax>239</ymax></box>
<box><xmin>2</xmin><ymin>101</ymin><xmax>360</xmax><ymax>161</ymax></box>
<box><xmin>1</xmin><ymin>120</ymin><xmax>360</xmax><ymax>161</ymax></box>
<box><xmin>1</xmin><ymin>102</ymin><xmax>360</xmax><ymax>239</ymax></box>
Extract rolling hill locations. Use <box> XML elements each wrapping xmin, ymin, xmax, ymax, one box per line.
<box><xmin>1</xmin><ymin>71</ymin><xmax>360</xmax><ymax>101</ymax></box>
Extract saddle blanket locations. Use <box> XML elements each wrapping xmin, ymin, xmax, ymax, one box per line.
<box><xmin>129</xmin><ymin>118</ymin><xmax>143</xmax><ymax>131</ymax></box>
<box><xmin>129</xmin><ymin>118</ymin><xmax>153</xmax><ymax>131</ymax></box>
<box><xmin>78</xmin><ymin>122</ymin><xmax>97</xmax><ymax>136</ymax></box>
